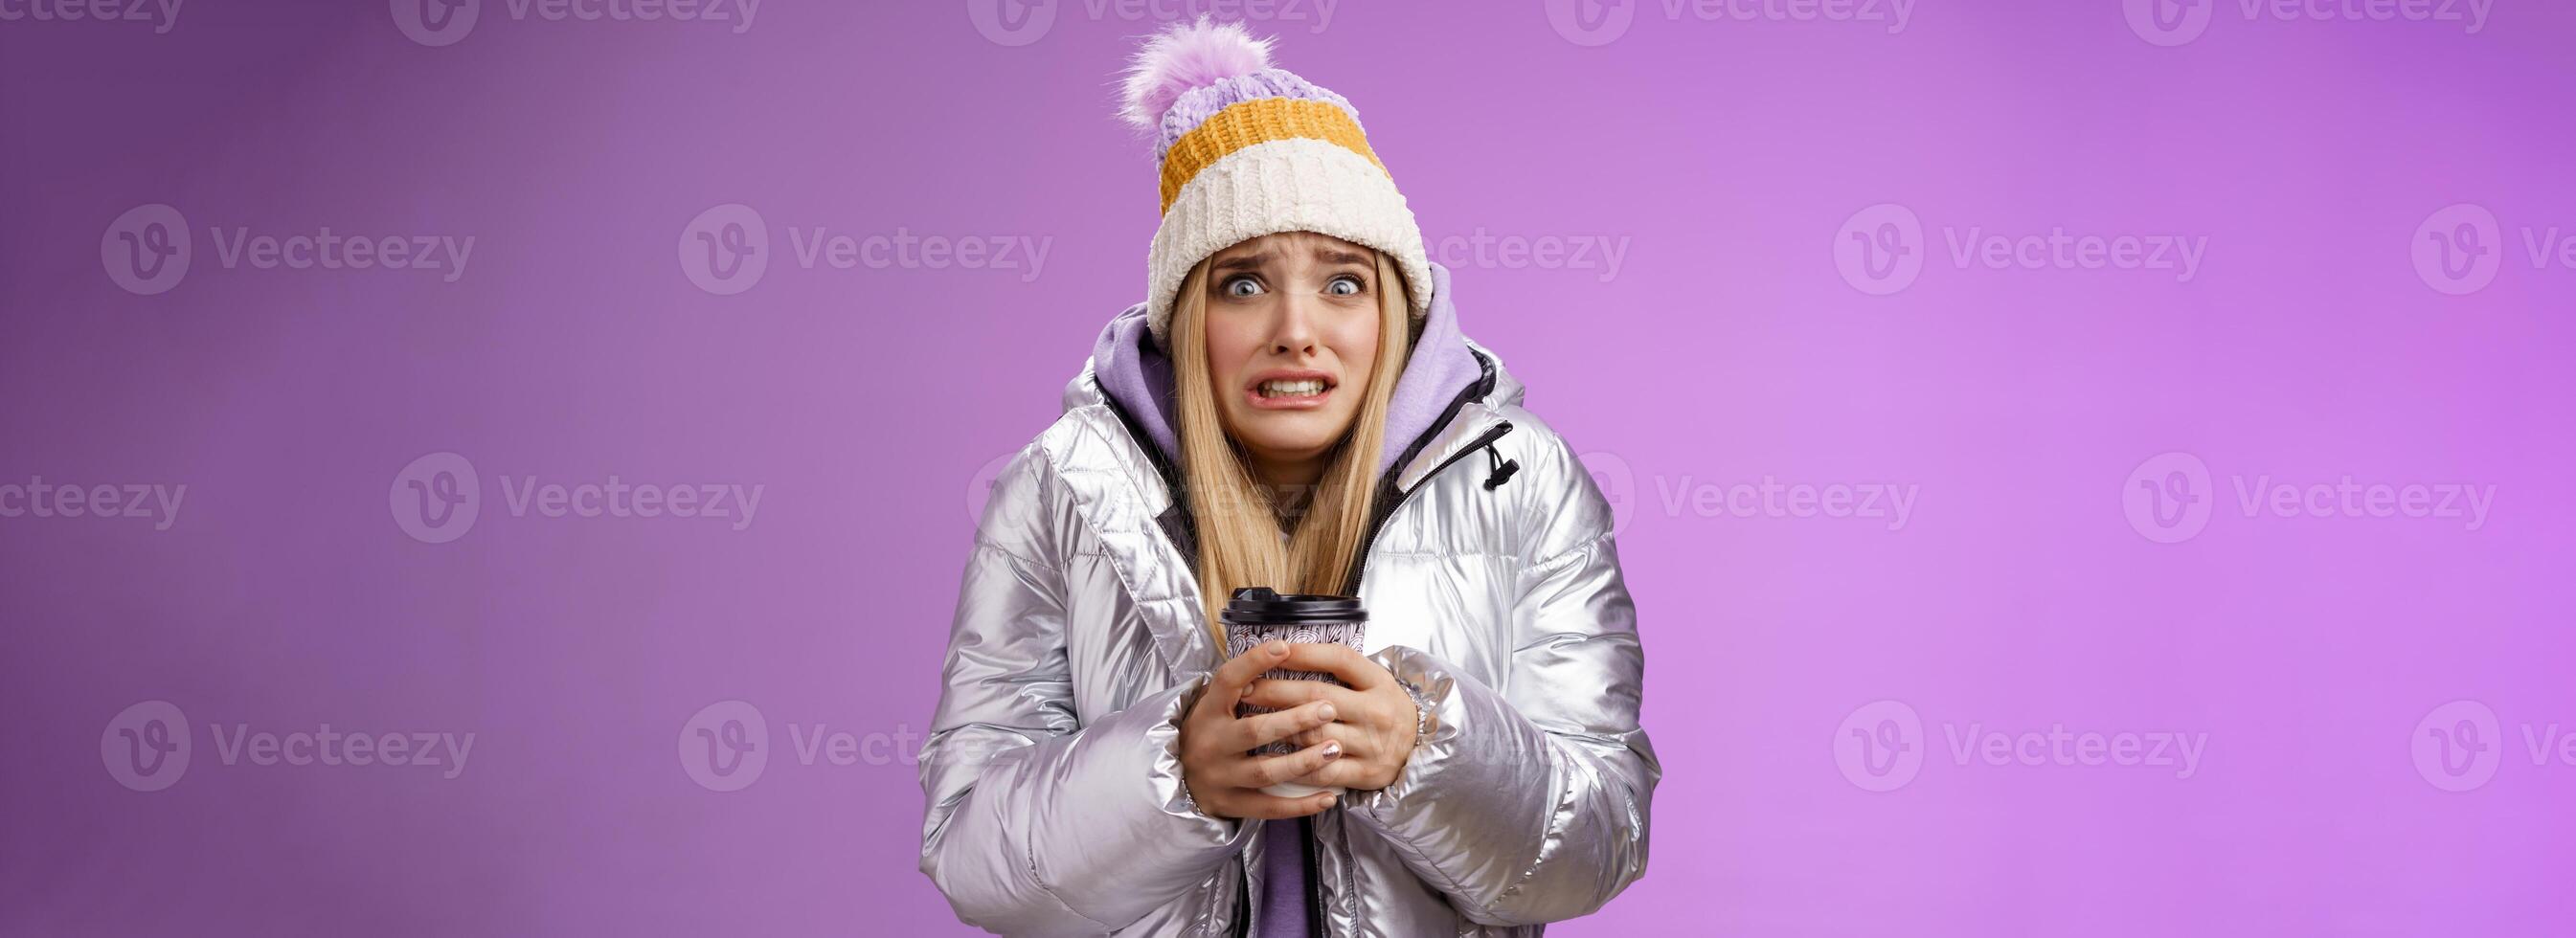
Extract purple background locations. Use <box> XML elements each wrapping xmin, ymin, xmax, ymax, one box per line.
<box><xmin>5</xmin><ymin>0</ymin><xmax>2573</xmax><ymax>934</ymax></box>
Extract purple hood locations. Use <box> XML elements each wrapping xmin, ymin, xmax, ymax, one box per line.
<box><xmin>1085</xmin><ymin>263</ymin><xmax>1486</xmax><ymax>479</ymax></box>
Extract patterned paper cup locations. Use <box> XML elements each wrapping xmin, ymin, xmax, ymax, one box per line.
<box><xmin>1220</xmin><ymin>587</ymin><xmax>1368</xmax><ymax>797</ymax></box>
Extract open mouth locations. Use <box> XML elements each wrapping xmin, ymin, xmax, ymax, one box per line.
<box><xmin>1257</xmin><ymin>378</ymin><xmax>1329</xmax><ymax>397</ymax></box>
<box><xmin>1246</xmin><ymin>373</ymin><xmax>1336</xmax><ymax>410</ymax></box>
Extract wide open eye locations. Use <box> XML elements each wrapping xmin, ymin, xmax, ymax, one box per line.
<box><xmin>1220</xmin><ymin>276</ymin><xmax>1265</xmax><ymax>299</ymax></box>
<box><xmin>1323</xmin><ymin>275</ymin><xmax>1366</xmax><ymax>297</ymax></box>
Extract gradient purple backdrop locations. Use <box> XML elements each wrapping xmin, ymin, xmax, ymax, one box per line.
<box><xmin>5</xmin><ymin>0</ymin><xmax>2572</xmax><ymax>934</ymax></box>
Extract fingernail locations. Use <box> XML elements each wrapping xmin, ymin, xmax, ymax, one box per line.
<box><xmin>1267</xmin><ymin>641</ymin><xmax>1287</xmax><ymax>657</ymax></box>
<box><xmin>1317</xmin><ymin>704</ymin><xmax>1336</xmax><ymax>722</ymax></box>
<box><xmin>1322</xmin><ymin>741</ymin><xmax>1342</xmax><ymax>757</ymax></box>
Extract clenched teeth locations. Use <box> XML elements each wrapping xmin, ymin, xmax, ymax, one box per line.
<box><xmin>1257</xmin><ymin>379</ymin><xmax>1328</xmax><ymax>398</ymax></box>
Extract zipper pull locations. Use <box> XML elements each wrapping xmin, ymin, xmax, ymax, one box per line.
<box><xmin>1481</xmin><ymin>442</ymin><xmax>1519</xmax><ymax>490</ymax></box>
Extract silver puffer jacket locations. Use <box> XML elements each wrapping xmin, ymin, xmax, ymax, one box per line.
<box><xmin>918</xmin><ymin>292</ymin><xmax>1658</xmax><ymax>936</ymax></box>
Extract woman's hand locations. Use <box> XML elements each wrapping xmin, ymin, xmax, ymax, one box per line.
<box><xmin>1180</xmin><ymin>639</ymin><xmax>1347</xmax><ymax>820</ymax></box>
<box><xmin>1241</xmin><ymin>644</ymin><xmax>1419</xmax><ymax>792</ymax></box>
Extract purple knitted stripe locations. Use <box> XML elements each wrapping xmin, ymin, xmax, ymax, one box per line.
<box><xmin>1155</xmin><ymin>69</ymin><xmax>1363</xmax><ymax>163</ymax></box>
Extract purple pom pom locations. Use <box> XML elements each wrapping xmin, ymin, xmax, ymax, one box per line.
<box><xmin>1119</xmin><ymin>17</ymin><xmax>1274</xmax><ymax>130</ymax></box>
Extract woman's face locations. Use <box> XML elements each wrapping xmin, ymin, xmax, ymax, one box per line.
<box><xmin>1200</xmin><ymin>232</ymin><xmax>1385</xmax><ymax>474</ymax></box>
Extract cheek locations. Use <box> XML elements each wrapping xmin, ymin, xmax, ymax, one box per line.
<box><xmin>1203</xmin><ymin>317</ymin><xmax>1261</xmax><ymax>389</ymax></box>
<box><xmin>1327</xmin><ymin>317</ymin><xmax>1380</xmax><ymax>382</ymax></box>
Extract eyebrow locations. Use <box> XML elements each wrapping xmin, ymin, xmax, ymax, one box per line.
<box><xmin>1209</xmin><ymin>246</ymin><xmax>1374</xmax><ymax>273</ymax></box>
<box><xmin>1210</xmin><ymin>252</ymin><xmax>1275</xmax><ymax>273</ymax></box>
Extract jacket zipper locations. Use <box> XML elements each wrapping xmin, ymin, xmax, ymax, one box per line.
<box><xmin>1340</xmin><ymin>418</ymin><xmax>1513</xmax><ymax>596</ymax></box>
<box><xmin>1095</xmin><ymin>356</ymin><xmax>1504</xmax><ymax>937</ymax></box>
<box><xmin>1296</xmin><ymin>416</ymin><xmax>1515</xmax><ymax>938</ymax></box>
<box><xmin>1337</xmin><ymin>352</ymin><xmax>1501</xmax><ymax>595</ymax></box>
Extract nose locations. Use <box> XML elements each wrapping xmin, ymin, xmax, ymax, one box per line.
<box><xmin>1266</xmin><ymin>292</ymin><xmax>1323</xmax><ymax>357</ymax></box>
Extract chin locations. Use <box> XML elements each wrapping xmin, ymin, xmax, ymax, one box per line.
<box><xmin>1234</xmin><ymin>414</ymin><xmax>1351</xmax><ymax>463</ymax></box>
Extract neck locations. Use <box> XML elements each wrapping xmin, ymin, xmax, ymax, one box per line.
<box><xmin>1248</xmin><ymin>454</ymin><xmax>1325</xmax><ymax>494</ymax></box>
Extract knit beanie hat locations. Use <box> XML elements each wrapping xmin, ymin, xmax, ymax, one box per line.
<box><xmin>1120</xmin><ymin>19</ymin><xmax>1434</xmax><ymax>349</ymax></box>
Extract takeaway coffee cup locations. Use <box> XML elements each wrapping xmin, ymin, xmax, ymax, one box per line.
<box><xmin>1221</xmin><ymin>587</ymin><xmax>1368</xmax><ymax>798</ymax></box>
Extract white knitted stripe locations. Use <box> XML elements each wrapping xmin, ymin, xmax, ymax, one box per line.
<box><xmin>1145</xmin><ymin>137</ymin><xmax>1433</xmax><ymax>346</ymax></box>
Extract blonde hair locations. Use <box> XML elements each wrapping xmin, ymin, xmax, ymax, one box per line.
<box><xmin>1171</xmin><ymin>251</ymin><xmax>1413</xmax><ymax>649</ymax></box>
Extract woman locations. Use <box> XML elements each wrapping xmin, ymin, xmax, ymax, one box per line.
<box><xmin>918</xmin><ymin>20</ymin><xmax>1658</xmax><ymax>937</ymax></box>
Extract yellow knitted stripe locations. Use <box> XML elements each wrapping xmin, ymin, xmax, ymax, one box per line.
<box><xmin>1159</xmin><ymin>98</ymin><xmax>1385</xmax><ymax>214</ymax></box>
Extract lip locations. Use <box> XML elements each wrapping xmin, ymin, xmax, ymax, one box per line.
<box><xmin>1243</xmin><ymin>368</ymin><xmax>1337</xmax><ymax>411</ymax></box>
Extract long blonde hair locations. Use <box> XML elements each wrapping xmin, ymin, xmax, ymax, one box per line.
<box><xmin>1171</xmin><ymin>251</ymin><xmax>1413</xmax><ymax>649</ymax></box>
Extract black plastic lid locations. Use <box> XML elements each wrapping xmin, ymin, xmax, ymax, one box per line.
<box><xmin>1218</xmin><ymin>587</ymin><xmax>1367</xmax><ymax>625</ymax></box>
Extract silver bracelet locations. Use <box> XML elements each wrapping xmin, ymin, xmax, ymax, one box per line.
<box><xmin>1399</xmin><ymin>680</ymin><xmax>1436</xmax><ymax>748</ymax></box>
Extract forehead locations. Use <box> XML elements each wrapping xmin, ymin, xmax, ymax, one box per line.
<box><xmin>1209</xmin><ymin>231</ymin><xmax>1372</xmax><ymax>265</ymax></box>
